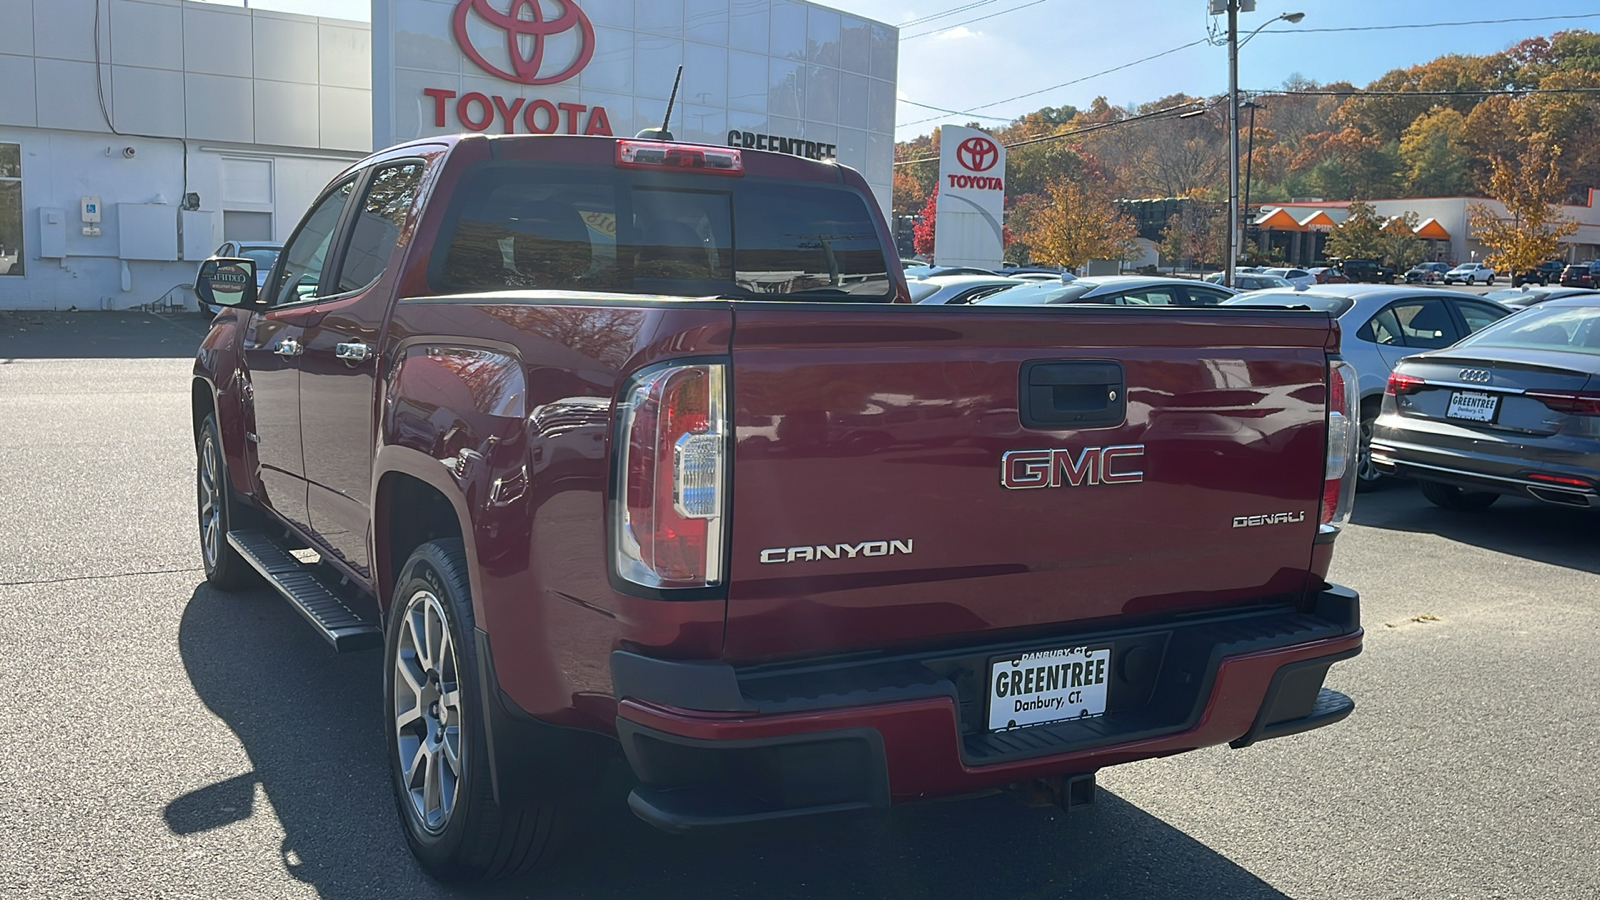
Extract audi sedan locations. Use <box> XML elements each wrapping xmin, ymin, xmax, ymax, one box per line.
<box><xmin>1223</xmin><ymin>285</ymin><xmax>1513</xmax><ymax>490</ymax></box>
<box><xmin>973</xmin><ymin>275</ymin><xmax>1237</xmax><ymax>309</ymax></box>
<box><xmin>1370</xmin><ymin>295</ymin><xmax>1600</xmax><ymax>511</ymax></box>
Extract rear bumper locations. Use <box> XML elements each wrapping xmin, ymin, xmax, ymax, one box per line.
<box><xmin>613</xmin><ymin>587</ymin><xmax>1362</xmax><ymax>832</ymax></box>
<box><xmin>1370</xmin><ymin>430</ymin><xmax>1600</xmax><ymax>508</ymax></box>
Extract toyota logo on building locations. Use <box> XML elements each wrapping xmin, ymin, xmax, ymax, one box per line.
<box><xmin>956</xmin><ymin>136</ymin><xmax>1000</xmax><ymax>173</ymax></box>
<box><xmin>453</xmin><ymin>0</ymin><xmax>595</xmax><ymax>86</ymax></box>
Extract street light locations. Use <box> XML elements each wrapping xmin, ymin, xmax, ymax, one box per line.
<box><xmin>1224</xmin><ymin>7</ymin><xmax>1303</xmax><ymax>287</ymax></box>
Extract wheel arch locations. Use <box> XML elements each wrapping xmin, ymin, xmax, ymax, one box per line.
<box><xmin>373</xmin><ymin>450</ymin><xmax>475</xmax><ymax>619</ymax></box>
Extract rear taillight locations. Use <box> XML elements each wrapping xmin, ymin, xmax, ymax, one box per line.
<box><xmin>616</xmin><ymin>140</ymin><xmax>744</xmax><ymax>175</ymax></box>
<box><xmin>1527</xmin><ymin>472</ymin><xmax>1597</xmax><ymax>489</ymax></box>
<box><xmin>1386</xmin><ymin>371</ymin><xmax>1425</xmax><ymax>396</ymax></box>
<box><xmin>1524</xmin><ymin>390</ymin><xmax>1600</xmax><ymax>416</ymax></box>
<box><xmin>614</xmin><ymin>363</ymin><xmax>727</xmax><ymax>589</ymax></box>
<box><xmin>1322</xmin><ymin>358</ymin><xmax>1359</xmax><ymax>532</ymax></box>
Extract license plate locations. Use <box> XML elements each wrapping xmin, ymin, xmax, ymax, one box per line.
<box><xmin>988</xmin><ymin>646</ymin><xmax>1110</xmax><ymax>731</ymax></box>
<box><xmin>1447</xmin><ymin>391</ymin><xmax>1498</xmax><ymax>422</ymax></box>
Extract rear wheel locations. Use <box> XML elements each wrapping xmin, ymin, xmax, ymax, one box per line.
<box><xmin>1355</xmin><ymin>406</ymin><xmax>1388</xmax><ymax>491</ymax></box>
<box><xmin>1417</xmin><ymin>480</ymin><xmax>1499</xmax><ymax>510</ymax></box>
<box><xmin>385</xmin><ymin>539</ymin><xmax>571</xmax><ymax>882</ymax></box>
<box><xmin>1486</xmin><ymin>276</ymin><xmax>1495</xmax><ymax>286</ymax></box>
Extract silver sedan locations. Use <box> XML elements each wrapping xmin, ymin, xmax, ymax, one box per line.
<box><xmin>910</xmin><ymin>274</ymin><xmax>1033</xmax><ymax>305</ymax></box>
<box><xmin>1223</xmin><ymin>285</ymin><xmax>1514</xmax><ymax>489</ymax></box>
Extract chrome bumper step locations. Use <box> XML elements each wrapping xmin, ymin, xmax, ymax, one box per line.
<box><xmin>227</xmin><ymin>530</ymin><xmax>382</xmax><ymax>652</ymax></box>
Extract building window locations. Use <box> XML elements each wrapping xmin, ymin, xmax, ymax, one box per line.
<box><xmin>0</xmin><ymin>143</ymin><xmax>20</xmax><ymax>276</ymax></box>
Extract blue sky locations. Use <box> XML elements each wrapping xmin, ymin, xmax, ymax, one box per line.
<box><xmin>203</xmin><ymin>0</ymin><xmax>1600</xmax><ymax>140</ymax></box>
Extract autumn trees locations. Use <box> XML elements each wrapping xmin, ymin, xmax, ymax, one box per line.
<box><xmin>1020</xmin><ymin>177</ymin><xmax>1139</xmax><ymax>270</ymax></box>
<box><xmin>890</xmin><ymin>29</ymin><xmax>1599</xmax><ymax>268</ymax></box>
<box><xmin>1468</xmin><ymin>145</ymin><xmax>1579</xmax><ymax>276</ymax></box>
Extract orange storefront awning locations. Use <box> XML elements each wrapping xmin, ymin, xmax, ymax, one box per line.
<box><xmin>1299</xmin><ymin>210</ymin><xmax>1339</xmax><ymax>230</ymax></box>
<box><xmin>1257</xmin><ymin>208</ymin><xmax>1304</xmax><ymax>230</ymax></box>
<box><xmin>1415</xmin><ymin>218</ymin><xmax>1451</xmax><ymax>240</ymax></box>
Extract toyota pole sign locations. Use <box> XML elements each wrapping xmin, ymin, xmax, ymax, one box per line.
<box><xmin>934</xmin><ymin>126</ymin><xmax>1006</xmax><ymax>268</ymax></box>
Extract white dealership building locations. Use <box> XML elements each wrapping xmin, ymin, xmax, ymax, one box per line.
<box><xmin>0</xmin><ymin>0</ymin><xmax>898</xmax><ymax>310</ymax></box>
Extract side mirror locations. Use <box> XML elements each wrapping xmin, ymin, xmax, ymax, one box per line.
<box><xmin>195</xmin><ymin>258</ymin><xmax>265</xmax><ymax>309</ymax></box>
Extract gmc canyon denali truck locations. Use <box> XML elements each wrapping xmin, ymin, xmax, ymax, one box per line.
<box><xmin>191</xmin><ymin>133</ymin><xmax>1364</xmax><ymax>882</ymax></box>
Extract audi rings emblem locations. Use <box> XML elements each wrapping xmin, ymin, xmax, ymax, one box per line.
<box><xmin>1458</xmin><ymin>368</ymin><xmax>1492</xmax><ymax>384</ymax></box>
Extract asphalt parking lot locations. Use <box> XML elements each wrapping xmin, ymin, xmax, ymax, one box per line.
<box><xmin>2</xmin><ymin>310</ymin><xmax>1596</xmax><ymax>900</ymax></box>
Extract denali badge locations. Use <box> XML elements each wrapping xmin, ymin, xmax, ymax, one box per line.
<box><xmin>760</xmin><ymin>540</ymin><xmax>913</xmax><ymax>565</ymax></box>
<box><xmin>1232</xmin><ymin>511</ymin><xmax>1307</xmax><ymax>528</ymax></box>
<box><xmin>1000</xmin><ymin>445</ymin><xmax>1144</xmax><ymax>490</ymax></box>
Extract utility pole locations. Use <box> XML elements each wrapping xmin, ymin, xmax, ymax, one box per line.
<box><xmin>1242</xmin><ymin>100</ymin><xmax>1262</xmax><ymax>264</ymax></box>
<box><xmin>1225</xmin><ymin>0</ymin><xmax>1240</xmax><ymax>289</ymax></box>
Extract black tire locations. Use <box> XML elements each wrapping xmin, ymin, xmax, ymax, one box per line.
<box><xmin>196</xmin><ymin>413</ymin><xmax>256</xmax><ymax>590</ymax></box>
<box><xmin>1355</xmin><ymin>406</ymin><xmax>1389</xmax><ymax>492</ymax></box>
<box><xmin>1486</xmin><ymin>276</ymin><xmax>1495</xmax><ymax>286</ymax></box>
<box><xmin>1466</xmin><ymin>276</ymin><xmax>1476</xmax><ymax>286</ymax></box>
<box><xmin>385</xmin><ymin>539</ymin><xmax>568</xmax><ymax>882</ymax></box>
<box><xmin>1417</xmin><ymin>480</ymin><xmax>1499</xmax><ymax>510</ymax></box>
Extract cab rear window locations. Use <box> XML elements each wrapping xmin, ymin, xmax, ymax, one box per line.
<box><xmin>430</xmin><ymin>163</ymin><xmax>892</xmax><ymax>301</ymax></box>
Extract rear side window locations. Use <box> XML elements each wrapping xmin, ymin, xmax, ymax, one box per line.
<box><xmin>432</xmin><ymin>163</ymin><xmax>891</xmax><ymax>300</ymax></box>
<box><xmin>339</xmin><ymin>162</ymin><xmax>425</xmax><ymax>293</ymax></box>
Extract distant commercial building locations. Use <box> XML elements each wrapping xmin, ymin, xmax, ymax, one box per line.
<box><xmin>1251</xmin><ymin>192</ymin><xmax>1600</xmax><ymax>267</ymax></box>
<box><xmin>1</xmin><ymin>0</ymin><xmax>898</xmax><ymax>310</ymax></box>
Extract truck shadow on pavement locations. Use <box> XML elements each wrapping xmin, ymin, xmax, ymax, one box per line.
<box><xmin>1352</xmin><ymin>484</ymin><xmax>1600</xmax><ymax>574</ymax></box>
<box><xmin>173</xmin><ymin>583</ymin><xmax>1290</xmax><ymax>900</ymax></box>
<box><xmin>0</xmin><ymin>310</ymin><xmax>212</xmax><ymax>359</ymax></box>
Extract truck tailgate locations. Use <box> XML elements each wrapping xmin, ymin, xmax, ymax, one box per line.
<box><xmin>723</xmin><ymin>305</ymin><xmax>1335</xmax><ymax>660</ymax></box>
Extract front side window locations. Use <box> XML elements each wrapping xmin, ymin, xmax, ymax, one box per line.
<box><xmin>269</xmin><ymin>179</ymin><xmax>355</xmax><ymax>307</ymax></box>
<box><xmin>432</xmin><ymin>164</ymin><xmax>891</xmax><ymax>300</ymax></box>
<box><xmin>339</xmin><ymin>162</ymin><xmax>425</xmax><ymax>293</ymax></box>
<box><xmin>0</xmin><ymin>144</ymin><xmax>21</xmax><ymax>277</ymax></box>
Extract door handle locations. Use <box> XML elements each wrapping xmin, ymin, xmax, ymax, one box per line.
<box><xmin>335</xmin><ymin>342</ymin><xmax>371</xmax><ymax>362</ymax></box>
<box><xmin>274</xmin><ymin>338</ymin><xmax>302</xmax><ymax>357</ymax></box>
<box><xmin>1019</xmin><ymin>360</ymin><xmax>1127</xmax><ymax>429</ymax></box>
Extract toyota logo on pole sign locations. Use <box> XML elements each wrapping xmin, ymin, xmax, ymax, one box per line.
<box><xmin>453</xmin><ymin>0</ymin><xmax>595</xmax><ymax>85</ymax></box>
<box><xmin>421</xmin><ymin>0</ymin><xmax>612</xmax><ymax>137</ymax></box>
<box><xmin>956</xmin><ymin>136</ymin><xmax>999</xmax><ymax>173</ymax></box>
<box><xmin>934</xmin><ymin>125</ymin><xmax>1007</xmax><ymax>268</ymax></box>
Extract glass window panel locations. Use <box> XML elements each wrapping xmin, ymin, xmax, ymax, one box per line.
<box><xmin>270</xmin><ymin>179</ymin><xmax>354</xmax><ymax>306</ymax></box>
<box><xmin>339</xmin><ymin>163</ymin><xmax>425</xmax><ymax>294</ymax></box>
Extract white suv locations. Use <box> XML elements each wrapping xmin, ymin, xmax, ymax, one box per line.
<box><xmin>1443</xmin><ymin>262</ymin><xmax>1495</xmax><ymax>285</ymax></box>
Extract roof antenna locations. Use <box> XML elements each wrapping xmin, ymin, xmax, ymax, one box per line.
<box><xmin>635</xmin><ymin>65</ymin><xmax>683</xmax><ymax>141</ymax></box>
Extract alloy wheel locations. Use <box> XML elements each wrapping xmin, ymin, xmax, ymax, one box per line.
<box><xmin>1357</xmin><ymin>415</ymin><xmax>1382</xmax><ymax>485</ymax></box>
<box><xmin>394</xmin><ymin>590</ymin><xmax>464</xmax><ymax>834</ymax></box>
<box><xmin>198</xmin><ymin>433</ymin><xmax>223</xmax><ymax>569</ymax></box>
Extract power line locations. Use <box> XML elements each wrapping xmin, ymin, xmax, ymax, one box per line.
<box><xmin>899</xmin><ymin>0</ymin><xmax>1005</xmax><ymax>29</ymax></box>
<box><xmin>1258</xmin><ymin>12</ymin><xmax>1600</xmax><ymax>34</ymax></box>
<box><xmin>903</xmin><ymin>0</ymin><xmax>1051</xmax><ymax>40</ymax></box>
<box><xmin>897</xmin><ymin>98</ymin><xmax>1015</xmax><ymax>122</ymax></box>
<box><xmin>899</xmin><ymin>39</ymin><xmax>1209</xmax><ymax>128</ymax></box>
<box><xmin>1246</xmin><ymin>87</ymin><xmax>1600</xmax><ymax>97</ymax></box>
<box><xmin>894</xmin><ymin>100</ymin><xmax>1207</xmax><ymax>168</ymax></box>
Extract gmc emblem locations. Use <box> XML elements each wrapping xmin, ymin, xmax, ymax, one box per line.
<box><xmin>1001</xmin><ymin>445</ymin><xmax>1145</xmax><ymax>490</ymax></box>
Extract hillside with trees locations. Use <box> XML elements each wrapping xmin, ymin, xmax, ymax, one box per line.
<box><xmin>893</xmin><ymin>30</ymin><xmax>1600</xmax><ymax>266</ymax></box>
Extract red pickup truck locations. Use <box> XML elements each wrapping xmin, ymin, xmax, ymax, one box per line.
<box><xmin>192</xmin><ymin>133</ymin><xmax>1363</xmax><ymax>882</ymax></box>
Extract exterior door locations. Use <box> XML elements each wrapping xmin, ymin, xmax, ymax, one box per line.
<box><xmin>1371</xmin><ymin>296</ymin><xmax>1461</xmax><ymax>371</ymax></box>
<box><xmin>300</xmin><ymin>159</ymin><xmax>430</xmax><ymax>575</ymax></box>
<box><xmin>240</xmin><ymin>177</ymin><xmax>357</xmax><ymax>531</ymax></box>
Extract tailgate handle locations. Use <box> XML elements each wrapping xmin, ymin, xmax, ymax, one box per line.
<box><xmin>1020</xmin><ymin>360</ymin><xmax>1126</xmax><ymax>429</ymax></box>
